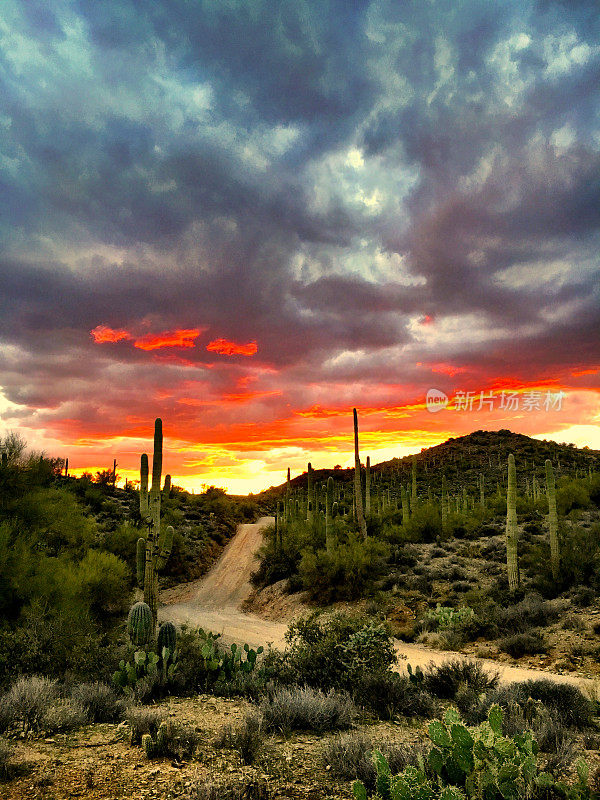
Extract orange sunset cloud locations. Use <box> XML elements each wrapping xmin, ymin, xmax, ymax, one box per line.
<box><xmin>206</xmin><ymin>338</ymin><xmax>258</xmax><ymax>356</ymax></box>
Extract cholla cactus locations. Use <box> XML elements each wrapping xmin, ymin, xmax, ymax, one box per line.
<box><xmin>134</xmin><ymin>418</ymin><xmax>174</xmax><ymax>636</ymax></box>
<box><xmin>506</xmin><ymin>453</ymin><xmax>520</xmax><ymax>591</ymax></box>
<box><xmin>545</xmin><ymin>460</ymin><xmax>560</xmax><ymax>580</ymax></box>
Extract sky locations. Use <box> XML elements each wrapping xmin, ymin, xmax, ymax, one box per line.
<box><xmin>0</xmin><ymin>0</ymin><xmax>599</xmax><ymax>494</ymax></box>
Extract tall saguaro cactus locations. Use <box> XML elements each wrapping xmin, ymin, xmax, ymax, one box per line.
<box><xmin>365</xmin><ymin>456</ymin><xmax>371</xmax><ymax>515</ymax></box>
<box><xmin>325</xmin><ymin>476</ymin><xmax>335</xmax><ymax>553</ymax></box>
<box><xmin>307</xmin><ymin>462</ymin><xmax>314</xmax><ymax>524</ymax></box>
<box><xmin>441</xmin><ymin>474</ymin><xmax>448</xmax><ymax>534</ymax></box>
<box><xmin>135</xmin><ymin>418</ymin><xmax>174</xmax><ymax>636</ymax></box>
<box><xmin>545</xmin><ymin>459</ymin><xmax>560</xmax><ymax>580</ymax></box>
<box><xmin>411</xmin><ymin>456</ymin><xmax>417</xmax><ymax>503</ymax></box>
<box><xmin>506</xmin><ymin>453</ymin><xmax>520</xmax><ymax>591</ymax></box>
<box><xmin>353</xmin><ymin>408</ymin><xmax>368</xmax><ymax>539</ymax></box>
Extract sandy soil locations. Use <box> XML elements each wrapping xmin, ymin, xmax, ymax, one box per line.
<box><xmin>160</xmin><ymin>517</ymin><xmax>597</xmax><ymax>690</ymax></box>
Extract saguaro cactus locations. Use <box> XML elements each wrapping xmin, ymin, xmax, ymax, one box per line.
<box><xmin>135</xmin><ymin>418</ymin><xmax>174</xmax><ymax>636</ymax></box>
<box><xmin>353</xmin><ymin>408</ymin><xmax>368</xmax><ymax>539</ymax></box>
<box><xmin>365</xmin><ymin>456</ymin><xmax>371</xmax><ymax>515</ymax></box>
<box><xmin>545</xmin><ymin>459</ymin><xmax>560</xmax><ymax>580</ymax></box>
<box><xmin>307</xmin><ymin>462</ymin><xmax>314</xmax><ymax>524</ymax></box>
<box><xmin>479</xmin><ymin>473</ymin><xmax>485</xmax><ymax>507</ymax></box>
<box><xmin>506</xmin><ymin>453</ymin><xmax>520</xmax><ymax>591</ymax></box>
<box><xmin>411</xmin><ymin>456</ymin><xmax>417</xmax><ymax>503</ymax></box>
<box><xmin>441</xmin><ymin>474</ymin><xmax>448</xmax><ymax>534</ymax></box>
<box><xmin>325</xmin><ymin>476</ymin><xmax>335</xmax><ymax>553</ymax></box>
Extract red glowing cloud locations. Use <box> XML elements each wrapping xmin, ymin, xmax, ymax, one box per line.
<box><xmin>91</xmin><ymin>326</ymin><xmax>202</xmax><ymax>350</ymax></box>
<box><xmin>134</xmin><ymin>329</ymin><xmax>201</xmax><ymax>351</ymax></box>
<box><xmin>206</xmin><ymin>338</ymin><xmax>258</xmax><ymax>356</ymax></box>
<box><xmin>90</xmin><ymin>325</ymin><xmax>132</xmax><ymax>344</ymax></box>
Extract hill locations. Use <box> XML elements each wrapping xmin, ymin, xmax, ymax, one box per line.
<box><xmin>258</xmin><ymin>429</ymin><xmax>600</xmax><ymax>504</ymax></box>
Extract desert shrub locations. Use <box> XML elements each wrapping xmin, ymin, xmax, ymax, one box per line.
<box><xmin>0</xmin><ymin>675</ymin><xmax>59</xmax><ymax>733</ymax></box>
<box><xmin>126</xmin><ymin>706</ymin><xmax>166</xmax><ymax>744</ymax></box>
<box><xmin>496</xmin><ymin>592</ymin><xmax>559</xmax><ymax>633</ymax></box>
<box><xmin>557</xmin><ymin>479</ymin><xmax>590</xmax><ymax>515</ymax></box>
<box><xmin>423</xmin><ymin>658</ymin><xmax>499</xmax><ymax>700</ymax></box>
<box><xmin>260</xmin><ymin>687</ymin><xmax>354</xmax><ymax>734</ymax></box>
<box><xmin>499</xmin><ymin>631</ymin><xmax>547</xmax><ymax>657</ymax></box>
<box><xmin>353</xmin><ymin>671</ymin><xmax>436</xmax><ymax>720</ymax></box>
<box><xmin>0</xmin><ymin>737</ymin><xmax>13</xmax><ymax>780</ymax></box>
<box><xmin>507</xmin><ymin>680</ymin><xmax>594</xmax><ymax>730</ymax></box>
<box><xmin>298</xmin><ymin>534</ymin><xmax>389</xmax><ymax>602</ymax></box>
<box><xmin>323</xmin><ymin>732</ymin><xmax>426</xmax><ymax>788</ymax></box>
<box><xmin>280</xmin><ymin>612</ymin><xmax>396</xmax><ymax>692</ymax></box>
<box><xmin>215</xmin><ymin>712</ymin><xmax>264</xmax><ymax>765</ymax></box>
<box><xmin>142</xmin><ymin>719</ymin><xmax>199</xmax><ymax>760</ymax></box>
<box><xmin>401</xmin><ymin>504</ymin><xmax>442</xmax><ymax>542</ymax></box>
<box><xmin>42</xmin><ymin>698</ymin><xmax>87</xmax><ymax>733</ymax></box>
<box><xmin>69</xmin><ymin>682</ymin><xmax>125</xmax><ymax>722</ymax></box>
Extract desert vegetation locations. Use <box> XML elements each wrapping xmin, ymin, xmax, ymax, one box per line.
<box><xmin>253</xmin><ymin>415</ymin><xmax>600</xmax><ymax>675</ymax></box>
<box><xmin>1</xmin><ymin>416</ymin><xmax>600</xmax><ymax>798</ymax></box>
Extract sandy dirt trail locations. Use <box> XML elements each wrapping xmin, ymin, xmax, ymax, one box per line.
<box><xmin>160</xmin><ymin>517</ymin><xmax>595</xmax><ymax>689</ymax></box>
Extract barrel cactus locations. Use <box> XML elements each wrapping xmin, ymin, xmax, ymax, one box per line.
<box><xmin>157</xmin><ymin>621</ymin><xmax>177</xmax><ymax>657</ymax></box>
<box><xmin>127</xmin><ymin>601</ymin><xmax>153</xmax><ymax>646</ymax></box>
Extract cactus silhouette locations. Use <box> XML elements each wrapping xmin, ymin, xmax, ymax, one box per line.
<box><xmin>353</xmin><ymin>408</ymin><xmax>368</xmax><ymax>539</ymax></box>
<box><xmin>135</xmin><ymin>418</ymin><xmax>174</xmax><ymax>636</ymax></box>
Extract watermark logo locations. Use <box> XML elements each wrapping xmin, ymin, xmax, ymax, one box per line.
<box><xmin>426</xmin><ymin>389</ymin><xmax>564</xmax><ymax>413</ymax></box>
<box><xmin>426</xmin><ymin>388</ymin><xmax>449</xmax><ymax>413</ymax></box>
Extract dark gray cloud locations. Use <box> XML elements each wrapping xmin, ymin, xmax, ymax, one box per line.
<box><xmin>0</xmin><ymin>0</ymin><xmax>599</xmax><ymax>442</ymax></box>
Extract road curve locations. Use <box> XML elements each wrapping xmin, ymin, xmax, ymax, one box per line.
<box><xmin>160</xmin><ymin>517</ymin><xmax>594</xmax><ymax>689</ymax></box>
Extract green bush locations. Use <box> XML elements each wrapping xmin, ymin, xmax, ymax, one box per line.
<box><xmin>423</xmin><ymin>659</ymin><xmax>499</xmax><ymax>700</ymax></box>
<box><xmin>281</xmin><ymin>612</ymin><xmax>396</xmax><ymax>692</ymax></box>
<box><xmin>299</xmin><ymin>533</ymin><xmax>389</xmax><ymax>602</ymax></box>
<box><xmin>499</xmin><ymin>631</ymin><xmax>547</xmax><ymax>658</ymax></box>
<box><xmin>353</xmin><ymin>671</ymin><xmax>436</xmax><ymax>720</ymax></box>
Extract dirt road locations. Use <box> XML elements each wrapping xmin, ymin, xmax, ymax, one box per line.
<box><xmin>160</xmin><ymin>517</ymin><xmax>595</xmax><ymax>688</ymax></box>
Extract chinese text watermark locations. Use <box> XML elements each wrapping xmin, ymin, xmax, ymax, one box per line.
<box><xmin>426</xmin><ymin>389</ymin><xmax>564</xmax><ymax>414</ymax></box>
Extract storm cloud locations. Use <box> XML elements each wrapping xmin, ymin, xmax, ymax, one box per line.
<box><xmin>0</xmin><ymin>0</ymin><xmax>599</xmax><ymax>490</ymax></box>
